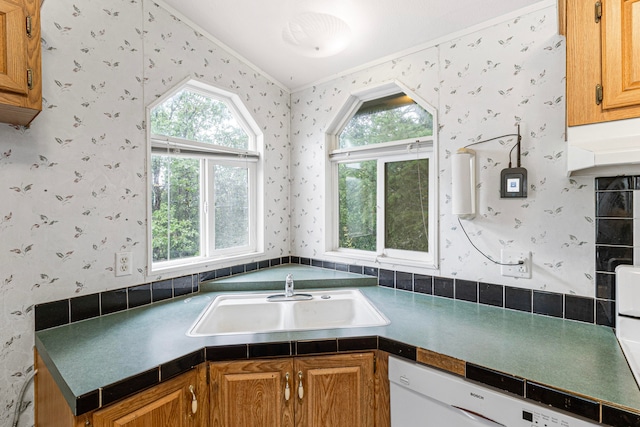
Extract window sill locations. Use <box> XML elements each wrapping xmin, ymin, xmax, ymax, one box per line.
<box><xmin>147</xmin><ymin>251</ymin><xmax>265</xmax><ymax>281</ymax></box>
<box><xmin>323</xmin><ymin>250</ymin><xmax>440</xmax><ymax>275</ymax></box>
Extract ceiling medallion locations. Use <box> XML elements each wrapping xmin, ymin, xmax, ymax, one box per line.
<box><xmin>282</xmin><ymin>12</ymin><xmax>352</xmax><ymax>58</ymax></box>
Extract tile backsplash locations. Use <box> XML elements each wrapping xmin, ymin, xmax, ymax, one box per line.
<box><xmin>35</xmin><ymin>176</ymin><xmax>639</xmax><ymax>333</ymax></box>
<box><xmin>595</xmin><ymin>176</ymin><xmax>638</xmax><ymax>327</ymax></box>
<box><xmin>35</xmin><ymin>176</ymin><xmax>638</xmax><ymax>331</ymax></box>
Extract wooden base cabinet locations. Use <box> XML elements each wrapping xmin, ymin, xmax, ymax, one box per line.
<box><xmin>209</xmin><ymin>352</ymin><xmax>376</xmax><ymax>427</ymax></box>
<box><xmin>91</xmin><ymin>369</ymin><xmax>207</xmax><ymax>427</ymax></box>
<box><xmin>35</xmin><ymin>351</ymin><xmax>207</xmax><ymax>427</ymax></box>
<box><xmin>36</xmin><ymin>350</ymin><xmax>389</xmax><ymax>427</ymax></box>
<box><xmin>210</xmin><ymin>358</ymin><xmax>295</xmax><ymax>427</ymax></box>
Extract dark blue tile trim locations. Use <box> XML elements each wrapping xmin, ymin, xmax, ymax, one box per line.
<box><xmin>101</xmin><ymin>288</ymin><xmax>127</xmax><ymax>315</ymax></box>
<box><xmin>52</xmin><ymin>334</ymin><xmax>640</xmax><ymax>422</ymax></box>
<box><xmin>479</xmin><ymin>282</ymin><xmax>504</xmax><ymax>307</ymax></box>
<box><xmin>455</xmin><ymin>279</ymin><xmax>478</xmax><ymax>303</ymax></box>
<box><xmin>249</xmin><ymin>341</ymin><xmax>292</xmax><ymax>358</ymax></box>
<box><xmin>434</xmin><ymin>276</ymin><xmax>454</xmax><ymax>298</ymax></box>
<box><xmin>206</xmin><ymin>345</ymin><xmax>248</xmax><ymax>361</ymax></box>
<box><xmin>75</xmin><ymin>389</ymin><xmax>100</xmax><ymax>414</ymax></box>
<box><xmin>37</xmin><ymin>253</ymin><xmax>607</xmax><ymax>332</ymax></box>
<box><xmin>379</xmin><ymin>269</ymin><xmax>395</xmax><ymax>288</ymax></box>
<box><xmin>70</xmin><ymin>293</ymin><xmax>100</xmax><ymax>323</ymax></box>
<box><xmin>533</xmin><ymin>291</ymin><xmax>563</xmax><ymax>318</ymax></box>
<box><xmin>160</xmin><ymin>349</ymin><xmax>205</xmax><ymax>381</ymax></box>
<box><xmin>466</xmin><ymin>363</ymin><xmax>524</xmax><ymax>396</ymax></box>
<box><xmin>101</xmin><ymin>368</ymin><xmax>159</xmax><ymax>407</ymax></box>
<box><xmin>35</xmin><ymin>299</ymin><xmax>70</xmax><ymax>331</ymax></box>
<box><xmin>378</xmin><ymin>337</ymin><xmax>416</xmax><ymax>360</ymax></box>
<box><xmin>396</xmin><ymin>271</ymin><xmax>413</xmax><ymax>291</ymax></box>
<box><xmin>565</xmin><ymin>295</ymin><xmax>595</xmax><ymax>324</ymax></box>
<box><xmin>338</xmin><ymin>336</ymin><xmax>378</xmax><ymax>352</ymax></box>
<box><xmin>526</xmin><ymin>382</ymin><xmax>600</xmax><ymax>422</ymax></box>
<box><xmin>414</xmin><ymin>274</ymin><xmax>433</xmax><ymax>294</ymax></box>
<box><xmin>296</xmin><ymin>339</ymin><xmax>338</xmax><ymax>355</ymax></box>
<box><xmin>602</xmin><ymin>404</ymin><xmax>640</xmax><ymax>427</ymax></box>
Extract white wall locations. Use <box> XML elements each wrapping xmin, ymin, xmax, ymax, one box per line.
<box><xmin>290</xmin><ymin>4</ymin><xmax>594</xmax><ymax>295</ymax></box>
<box><xmin>0</xmin><ymin>0</ymin><xmax>290</xmax><ymax>424</ymax></box>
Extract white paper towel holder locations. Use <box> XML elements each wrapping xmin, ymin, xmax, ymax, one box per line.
<box><xmin>451</xmin><ymin>147</ymin><xmax>476</xmax><ymax>219</ymax></box>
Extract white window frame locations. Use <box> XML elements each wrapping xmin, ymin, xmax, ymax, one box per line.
<box><xmin>325</xmin><ymin>81</ymin><xmax>439</xmax><ymax>270</ymax></box>
<box><xmin>147</xmin><ymin>77</ymin><xmax>264</xmax><ymax>276</ymax></box>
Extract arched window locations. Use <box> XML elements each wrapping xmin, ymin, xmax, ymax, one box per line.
<box><xmin>148</xmin><ymin>79</ymin><xmax>262</xmax><ymax>273</ymax></box>
<box><xmin>327</xmin><ymin>82</ymin><xmax>438</xmax><ymax>268</ymax></box>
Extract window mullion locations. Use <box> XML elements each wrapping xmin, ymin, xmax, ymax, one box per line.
<box><xmin>376</xmin><ymin>159</ymin><xmax>385</xmax><ymax>256</ymax></box>
<box><xmin>203</xmin><ymin>159</ymin><xmax>213</xmax><ymax>257</ymax></box>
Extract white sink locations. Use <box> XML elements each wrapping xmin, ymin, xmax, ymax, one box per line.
<box><xmin>187</xmin><ymin>289</ymin><xmax>389</xmax><ymax>337</ymax></box>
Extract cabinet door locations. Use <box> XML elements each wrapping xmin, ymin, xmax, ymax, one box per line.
<box><xmin>210</xmin><ymin>359</ymin><xmax>295</xmax><ymax>427</ymax></box>
<box><xmin>92</xmin><ymin>371</ymin><xmax>202</xmax><ymax>427</ymax></box>
<box><xmin>566</xmin><ymin>0</ymin><xmax>640</xmax><ymax>125</ymax></box>
<box><xmin>295</xmin><ymin>353</ymin><xmax>374</xmax><ymax>427</ymax></box>
<box><xmin>601</xmin><ymin>0</ymin><xmax>640</xmax><ymax>109</ymax></box>
<box><xmin>0</xmin><ymin>0</ymin><xmax>27</xmax><ymax>95</ymax></box>
<box><xmin>0</xmin><ymin>0</ymin><xmax>40</xmax><ymax>125</ymax></box>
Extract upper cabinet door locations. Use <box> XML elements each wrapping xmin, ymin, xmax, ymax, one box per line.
<box><xmin>0</xmin><ymin>0</ymin><xmax>27</xmax><ymax>95</ymax></box>
<box><xmin>565</xmin><ymin>0</ymin><xmax>640</xmax><ymax>125</ymax></box>
<box><xmin>601</xmin><ymin>0</ymin><xmax>640</xmax><ymax>109</ymax></box>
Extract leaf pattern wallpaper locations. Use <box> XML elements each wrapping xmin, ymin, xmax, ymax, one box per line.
<box><xmin>290</xmin><ymin>4</ymin><xmax>593</xmax><ymax>296</ymax></box>
<box><xmin>0</xmin><ymin>0</ymin><xmax>290</xmax><ymax>424</ymax></box>
<box><xmin>0</xmin><ymin>0</ymin><xmax>598</xmax><ymax>424</ymax></box>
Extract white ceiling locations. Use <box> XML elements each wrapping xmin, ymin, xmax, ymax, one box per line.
<box><xmin>157</xmin><ymin>0</ymin><xmax>545</xmax><ymax>91</ymax></box>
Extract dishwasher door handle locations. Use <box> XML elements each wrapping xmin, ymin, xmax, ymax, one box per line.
<box><xmin>452</xmin><ymin>406</ymin><xmax>505</xmax><ymax>426</ymax></box>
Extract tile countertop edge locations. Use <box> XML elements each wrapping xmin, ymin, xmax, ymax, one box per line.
<box><xmin>34</xmin><ymin>285</ymin><xmax>640</xmax><ymax>423</ymax></box>
<box><xmin>35</xmin><ymin>334</ymin><xmax>640</xmax><ymax>423</ymax></box>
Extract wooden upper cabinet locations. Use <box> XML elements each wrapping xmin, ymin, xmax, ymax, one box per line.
<box><xmin>566</xmin><ymin>0</ymin><xmax>640</xmax><ymax>125</ymax></box>
<box><xmin>0</xmin><ymin>0</ymin><xmax>27</xmax><ymax>94</ymax></box>
<box><xmin>0</xmin><ymin>0</ymin><xmax>41</xmax><ymax>126</ymax></box>
<box><xmin>601</xmin><ymin>0</ymin><xmax>640</xmax><ymax>109</ymax></box>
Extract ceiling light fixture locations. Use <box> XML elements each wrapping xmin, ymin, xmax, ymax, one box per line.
<box><xmin>282</xmin><ymin>12</ymin><xmax>352</xmax><ymax>58</ymax></box>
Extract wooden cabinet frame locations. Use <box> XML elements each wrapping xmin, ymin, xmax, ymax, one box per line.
<box><xmin>209</xmin><ymin>351</ymin><xmax>389</xmax><ymax>427</ymax></box>
<box><xmin>565</xmin><ymin>0</ymin><xmax>640</xmax><ymax>125</ymax></box>
<box><xmin>0</xmin><ymin>0</ymin><xmax>41</xmax><ymax>125</ymax></box>
<box><xmin>36</xmin><ymin>350</ymin><xmax>391</xmax><ymax>427</ymax></box>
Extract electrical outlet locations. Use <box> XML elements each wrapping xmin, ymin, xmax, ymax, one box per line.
<box><xmin>115</xmin><ymin>252</ymin><xmax>132</xmax><ymax>277</ymax></box>
<box><xmin>500</xmin><ymin>250</ymin><xmax>531</xmax><ymax>279</ymax></box>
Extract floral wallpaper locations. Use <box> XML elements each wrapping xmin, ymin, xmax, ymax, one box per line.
<box><xmin>0</xmin><ymin>0</ymin><xmax>289</xmax><ymax>424</ymax></box>
<box><xmin>290</xmin><ymin>4</ymin><xmax>594</xmax><ymax>296</ymax></box>
<box><xmin>0</xmin><ymin>0</ymin><xmax>600</xmax><ymax>424</ymax></box>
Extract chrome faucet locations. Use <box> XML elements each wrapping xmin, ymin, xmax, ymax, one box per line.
<box><xmin>285</xmin><ymin>273</ymin><xmax>294</xmax><ymax>297</ymax></box>
<box><xmin>267</xmin><ymin>273</ymin><xmax>312</xmax><ymax>301</ymax></box>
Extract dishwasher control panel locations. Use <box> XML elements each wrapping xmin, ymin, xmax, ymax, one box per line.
<box><xmin>523</xmin><ymin>408</ymin><xmax>581</xmax><ymax>426</ymax></box>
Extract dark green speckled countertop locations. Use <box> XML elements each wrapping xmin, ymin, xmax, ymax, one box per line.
<box><xmin>35</xmin><ymin>265</ymin><xmax>640</xmax><ymax>422</ymax></box>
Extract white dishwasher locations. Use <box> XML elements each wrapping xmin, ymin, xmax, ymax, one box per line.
<box><xmin>389</xmin><ymin>356</ymin><xmax>599</xmax><ymax>426</ymax></box>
